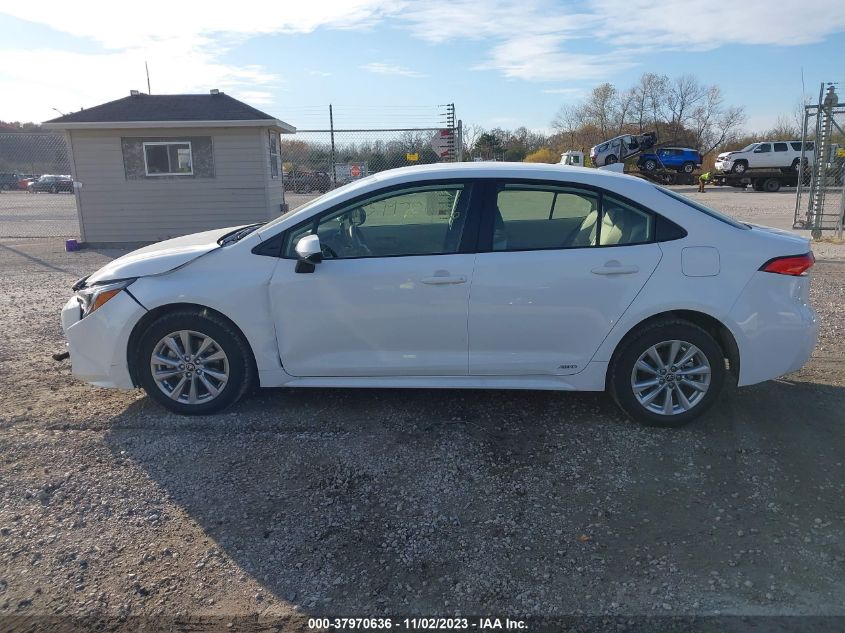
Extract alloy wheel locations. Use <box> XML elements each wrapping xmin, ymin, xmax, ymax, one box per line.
<box><xmin>150</xmin><ymin>330</ymin><xmax>229</xmax><ymax>404</ymax></box>
<box><xmin>630</xmin><ymin>339</ymin><xmax>711</xmax><ymax>416</ymax></box>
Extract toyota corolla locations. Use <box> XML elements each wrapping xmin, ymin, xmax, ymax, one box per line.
<box><xmin>60</xmin><ymin>163</ymin><xmax>818</xmax><ymax>426</ymax></box>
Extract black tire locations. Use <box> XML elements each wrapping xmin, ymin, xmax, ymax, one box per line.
<box><xmin>0</xmin><ymin>184</ymin><xmax>9</xmax><ymax>191</ymax></box>
<box><xmin>605</xmin><ymin>154</ymin><xmax>618</xmax><ymax>165</ymax></box>
<box><xmin>135</xmin><ymin>309</ymin><xmax>255</xmax><ymax>415</ymax></box>
<box><xmin>642</xmin><ymin>159</ymin><xmax>657</xmax><ymax>172</ymax></box>
<box><xmin>681</xmin><ymin>162</ymin><xmax>695</xmax><ymax>174</ymax></box>
<box><xmin>763</xmin><ymin>177</ymin><xmax>781</xmax><ymax>192</ymax></box>
<box><xmin>791</xmin><ymin>158</ymin><xmax>801</xmax><ymax>173</ymax></box>
<box><xmin>50</xmin><ymin>185</ymin><xmax>57</xmax><ymax>193</ymax></box>
<box><xmin>731</xmin><ymin>161</ymin><xmax>747</xmax><ymax>175</ymax></box>
<box><xmin>609</xmin><ymin>319</ymin><xmax>726</xmax><ymax>427</ymax></box>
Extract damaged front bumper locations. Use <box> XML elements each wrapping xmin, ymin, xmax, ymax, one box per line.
<box><xmin>60</xmin><ymin>291</ymin><xmax>146</xmax><ymax>389</ymax></box>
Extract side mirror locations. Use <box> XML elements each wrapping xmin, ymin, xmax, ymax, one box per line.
<box><xmin>294</xmin><ymin>234</ymin><xmax>322</xmax><ymax>273</ymax></box>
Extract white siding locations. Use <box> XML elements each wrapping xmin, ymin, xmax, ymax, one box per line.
<box><xmin>70</xmin><ymin>126</ymin><xmax>281</xmax><ymax>243</ymax></box>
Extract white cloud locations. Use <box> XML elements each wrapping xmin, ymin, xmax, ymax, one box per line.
<box><xmin>541</xmin><ymin>88</ymin><xmax>584</xmax><ymax>95</ymax></box>
<box><xmin>361</xmin><ymin>62</ymin><xmax>424</xmax><ymax>77</ymax></box>
<box><xmin>1</xmin><ymin>0</ymin><xmax>844</xmax><ymax>122</ymax></box>
<box><xmin>591</xmin><ymin>0</ymin><xmax>845</xmax><ymax>48</ymax></box>
<box><xmin>0</xmin><ymin>0</ymin><xmax>395</xmax><ymax>121</ymax></box>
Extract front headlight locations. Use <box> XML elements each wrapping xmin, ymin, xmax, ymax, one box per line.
<box><xmin>76</xmin><ymin>279</ymin><xmax>136</xmax><ymax>318</ymax></box>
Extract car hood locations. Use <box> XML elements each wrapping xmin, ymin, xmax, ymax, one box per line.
<box><xmin>83</xmin><ymin>225</ymin><xmax>247</xmax><ymax>286</ymax></box>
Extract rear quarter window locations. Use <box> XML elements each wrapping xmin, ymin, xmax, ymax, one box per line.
<box><xmin>655</xmin><ymin>186</ymin><xmax>749</xmax><ymax>230</ymax></box>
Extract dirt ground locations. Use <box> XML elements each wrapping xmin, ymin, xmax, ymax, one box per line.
<box><xmin>1</xmin><ymin>187</ymin><xmax>844</xmax><ymax>631</ymax></box>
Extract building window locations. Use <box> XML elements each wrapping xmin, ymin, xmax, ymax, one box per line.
<box><xmin>269</xmin><ymin>132</ymin><xmax>280</xmax><ymax>179</ymax></box>
<box><xmin>143</xmin><ymin>142</ymin><xmax>193</xmax><ymax>176</ymax></box>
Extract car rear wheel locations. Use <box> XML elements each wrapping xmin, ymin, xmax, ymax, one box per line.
<box><xmin>731</xmin><ymin>161</ymin><xmax>747</xmax><ymax>175</ymax></box>
<box><xmin>136</xmin><ymin>310</ymin><xmax>255</xmax><ymax>415</ymax></box>
<box><xmin>642</xmin><ymin>159</ymin><xmax>657</xmax><ymax>172</ymax></box>
<box><xmin>609</xmin><ymin>319</ymin><xmax>725</xmax><ymax>427</ymax></box>
<box><xmin>605</xmin><ymin>154</ymin><xmax>618</xmax><ymax>165</ymax></box>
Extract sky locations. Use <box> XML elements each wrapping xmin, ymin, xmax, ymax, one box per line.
<box><xmin>1</xmin><ymin>0</ymin><xmax>844</xmax><ymax>134</ymax></box>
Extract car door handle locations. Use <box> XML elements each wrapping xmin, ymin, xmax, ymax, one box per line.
<box><xmin>421</xmin><ymin>274</ymin><xmax>467</xmax><ymax>285</ymax></box>
<box><xmin>591</xmin><ymin>261</ymin><xmax>640</xmax><ymax>275</ymax></box>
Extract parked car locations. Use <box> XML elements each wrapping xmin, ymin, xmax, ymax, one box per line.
<box><xmin>638</xmin><ymin>147</ymin><xmax>702</xmax><ymax>174</ymax></box>
<box><xmin>287</xmin><ymin>171</ymin><xmax>331</xmax><ymax>193</ymax></box>
<box><xmin>60</xmin><ymin>163</ymin><xmax>817</xmax><ymax>427</ymax></box>
<box><xmin>28</xmin><ymin>174</ymin><xmax>73</xmax><ymax>193</ymax></box>
<box><xmin>0</xmin><ymin>172</ymin><xmax>21</xmax><ymax>190</ymax></box>
<box><xmin>590</xmin><ymin>132</ymin><xmax>657</xmax><ymax>167</ymax></box>
<box><xmin>715</xmin><ymin>141</ymin><xmax>815</xmax><ymax>175</ymax></box>
<box><xmin>18</xmin><ymin>175</ymin><xmax>38</xmax><ymax>190</ymax></box>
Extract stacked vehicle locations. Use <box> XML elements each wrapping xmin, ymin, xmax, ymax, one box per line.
<box><xmin>712</xmin><ymin>141</ymin><xmax>815</xmax><ymax>192</ymax></box>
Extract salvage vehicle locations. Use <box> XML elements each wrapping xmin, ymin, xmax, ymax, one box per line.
<box><xmin>715</xmin><ymin>141</ymin><xmax>815</xmax><ymax>174</ymax></box>
<box><xmin>590</xmin><ymin>132</ymin><xmax>657</xmax><ymax>167</ymax></box>
<box><xmin>60</xmin><ymin>163</ymin><xmax>818</xmax><ymax>427</ymax></box>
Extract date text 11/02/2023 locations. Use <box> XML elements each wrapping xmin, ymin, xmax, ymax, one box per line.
<box><xmin>307</xmin><ymin>617</ymin><xmax>528</xmax><ymax>630</ymax></box>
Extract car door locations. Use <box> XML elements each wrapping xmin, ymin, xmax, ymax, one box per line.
<box><xmin>753</xmin><ymin>143</ymin><xmax>773</xmax><ymax>168</ymax></box>
<box><xmin>269</xmin><ymin>181</ymin><xmax>478</xmax><ymax>377</ymax></box>
<box><xmin>773</xmin><ymin>142</ymin><xmax>790</xmax><ymax>168</ymax></box>
<box><xmin>468</xmin><ymin>181</ymin><xmax>662</xmax><ymax>376</ymax></box>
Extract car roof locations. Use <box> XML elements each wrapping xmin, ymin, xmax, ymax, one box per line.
<box><xmin>364</xmin><ymin>161</ymin><xmax>641</xmax><ymax>185</ymax></box>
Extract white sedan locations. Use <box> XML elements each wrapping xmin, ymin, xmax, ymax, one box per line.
<box><xmin>60</xmin><ymin>163</ymin><xmax>818</xmax><ymax>426</ymax></box>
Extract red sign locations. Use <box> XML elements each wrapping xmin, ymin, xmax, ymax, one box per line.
<box><xmin>350</xmin><ymin>165</ymin><xmax>361</xmax><ymax>178</ymax></box>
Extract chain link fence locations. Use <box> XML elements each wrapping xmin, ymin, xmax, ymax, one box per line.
<box><xmin>794</xmin><ymin>84</ymin><xmax>845</xmax><ymax>238</ymax></box>
<box><xmin>0</xmin><ymin>105</ymin><xmax>458</xmax><ymax>238</ymax></box>
<box><xmin>281</xmin><ymin>104</ymin><xmax>459</xmax><ymax>209</ymax></box>
<box><xmin>0</xmin><ymin>133</ymin><xmax>79</xmax><ymax>238</ymax></box>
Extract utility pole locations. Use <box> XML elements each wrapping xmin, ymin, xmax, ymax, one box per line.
<box><xmin>329</xmin><ymin>104</ymin><xmax>337</xmax><ymax>188</ymax></box>
<box><xmin>145</xmin><ymin>61</ymin><xmax>151</xmax><ymax>94</ymax></box>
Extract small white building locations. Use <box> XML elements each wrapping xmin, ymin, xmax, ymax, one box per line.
<box><xmin>43</xmin><ymin>91</ymin><xmax>295</xmax><ymax>244</ymax></box>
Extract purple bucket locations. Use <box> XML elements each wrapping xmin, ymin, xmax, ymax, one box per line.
<box><xmin>65</xmin><ymin>239</ymin><xmax>79</xmax><ymax>252</ymax></box>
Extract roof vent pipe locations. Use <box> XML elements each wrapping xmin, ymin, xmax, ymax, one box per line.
<box><xmin>210</xmin><ymin>89</ymin><xmax>220</xmax><ymax>95</ymax></box>
<box><xmin>130</xmin><ymin>90</ymin><xmax>140</xmax><ymax>96</ymax></box>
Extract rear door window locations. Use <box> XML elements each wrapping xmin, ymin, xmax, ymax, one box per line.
<box><xmin>492</xmin><ymin>185</ymin><xmax>599</xmax><ymax>250</ymax></box>
<box><xmin>774</xmin><ymin>143</ymin><xmax>788</xmax><ymax>152</ymax></box>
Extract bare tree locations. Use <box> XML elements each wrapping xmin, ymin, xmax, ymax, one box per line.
<box><xmin>667</xmin><ymin>74</ymin><xmax>708</xmax><ymax>128</ymax></box>
<box><xmin>583</xmin><ymin>83</ymin><xmax>618</xmax><ymax>138</ymax></box>
<box><xmin>630</xmin><ymin>73</ymin><xmax>668</xmax><ymax>133</ymax></box>
<box><xmin>461</xmin><ymin>123</ymin><xmax>485</xmax><ymax>159</ymax></box>
<box><xmin>551</xmin><ymin>103</ymin><xmax>585</xmax><ymax>148</ymax></box>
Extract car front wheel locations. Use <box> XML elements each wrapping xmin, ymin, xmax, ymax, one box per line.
<box><xmin>609</xmin><ymin>319</ymin><xmax>725</xmax><ymax>427</ymax></box>
<box><xmin>731</xmin><ymin>161</ymin><xmax>747</xmax><ymax>175</ymax></box>
<box><xmin>682</xmin><ymin>162</ymin><xmax>695</xmax><ymax>174</ymax></box>
<box><xmin>136</xmin><ymin>310</ymin><xmax>255</xmax><ymax>415</ymax></box>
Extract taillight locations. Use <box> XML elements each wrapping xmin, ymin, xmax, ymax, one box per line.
<box><xmin>760</xmin><ymin>252</ymin><xmax>815</xmax><ymax>276</ymax></box>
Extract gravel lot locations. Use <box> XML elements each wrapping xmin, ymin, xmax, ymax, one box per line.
<box><xmin>1</xmin><ymin>187</ymin><xmax>844</xmax><ymax>630</ymax></box>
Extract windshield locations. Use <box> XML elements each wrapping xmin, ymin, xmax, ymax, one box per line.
<box><xmin>654</xmin><ymin>186</ymin><xmax>749</xmax><ymax>230</ymax></box>
<box><xmin>262</xmin><ymin>176</ymin><xmax>378</xmax><ymax>231</ymax></box>
<box><xmin>739</xmin><ymin>144</ymin><xmax>756</xmax><ymax>152</ymax></box>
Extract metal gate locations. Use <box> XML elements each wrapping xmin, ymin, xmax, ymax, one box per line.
<box><xmin>794</xmin><ymin>84</ymin><xmax>845</xmax><ymax>238</ymax></box>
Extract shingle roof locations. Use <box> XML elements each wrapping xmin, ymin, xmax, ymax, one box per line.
<box><xmin>44</xmin><ymin>93</ymin><xmax>277</xmax><ymax>124</ymax></box>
